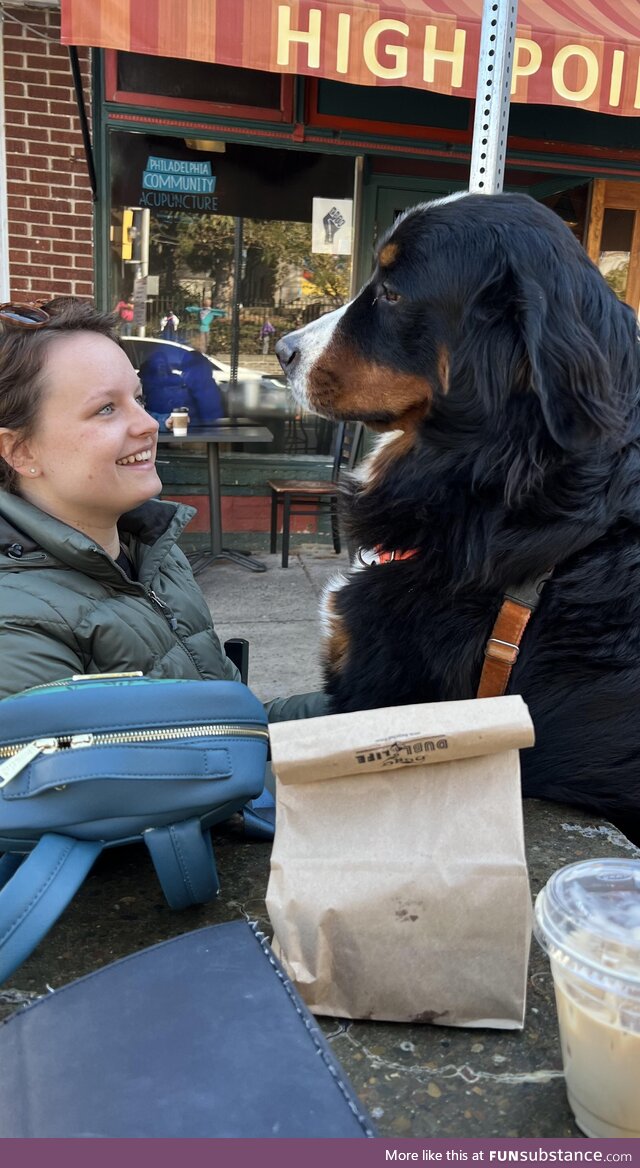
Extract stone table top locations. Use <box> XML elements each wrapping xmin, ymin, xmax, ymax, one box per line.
<box><xmin>1</xmin><ymin>798</ymin><xmax>636</xmax><ymax>1138</ymax></box>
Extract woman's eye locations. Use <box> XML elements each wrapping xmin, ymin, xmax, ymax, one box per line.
<box><xmin>136</xmin><ymin>394</ymin><xmax>146</xmax><ymax>408</ymax></box>
<box><xmin>382</xmin><ymin>284</ymin><xmax>402</xmax><ymax>303</ymax></box>
<box><xmin>98</xmin><ymin>403</ymin><xmax>114</xmax><ymax>415</ymax></box>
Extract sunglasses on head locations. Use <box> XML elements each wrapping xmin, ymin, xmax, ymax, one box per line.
<box><xmin>0</xmin><ymin>302</ymin><xmax>51</xmax><ymax>330</ymax></box>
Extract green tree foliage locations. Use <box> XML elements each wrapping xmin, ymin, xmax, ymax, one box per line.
<box><xmin>173</xmin><ymin>215</ymin><xmax>349</xmax><ymax>305</ymax></box>
<box><xmin>175</xmin><ymin>215</ymin><xmax>236</xmax><ymax>303</ymax></box>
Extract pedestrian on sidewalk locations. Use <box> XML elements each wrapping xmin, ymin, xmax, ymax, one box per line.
<box><xmin>115</xmin><ymin>296</ymin><xmax>134</xmax><ymax>336</ymax></box>
<box><xmin>186</xmin><ymin>296</ymin><xmax>218</xmax><ymax>353</ymax></box>
<box><xmin>260</xmin><ymin>319</ymin><xmax>275</xmax><ymax>356</ymax></box>
<box><xmin>160</xmin><ymin>308</ymin><xmax>179</xmax><ymax>340</ymax></box>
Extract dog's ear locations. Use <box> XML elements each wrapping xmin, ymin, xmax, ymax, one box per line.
<box><xmin>514</xmin><ymin>271</ymin><xmax>624</xmax><ymax>452</ymax></box>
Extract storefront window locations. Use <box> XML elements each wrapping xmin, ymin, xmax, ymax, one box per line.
<box><xmin>116</xmin><ymin>53</ymin><xmax>281</xmax><ymax>108</ymax></box>
<box><xmin>597</xmin><ymin>208</ymin><xmax>635</xmax><ymax>301</ymax></box>
<box><xmin>109</xmin><ymin>134</ymin><xmax>355</xmax><ymax>454</ymax></box>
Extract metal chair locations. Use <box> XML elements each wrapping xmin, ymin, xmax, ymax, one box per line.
<box><xmin>267</xmin><ymin>422</ymin><xmax>364</xmax><ymax>567</ymax></box>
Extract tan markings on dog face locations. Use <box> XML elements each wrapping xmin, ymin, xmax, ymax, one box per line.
<box><xmin>307</xmin><ymin>334</ymin><xmax>433</xmax><ymax>423</ymax></box>
<box><xmin>322</xmin><ymin>589</ymin><xmax>351</xmax><ymax>678</ymax></box>
<box><xmin>438</xmin><ymin>346</ymin><xmax>450</xmax><ymax>394</ymax></box>
<box><xmin>379</xmin><ymin>241</ymin><xmax>399</xmax><ymax>268</ymax></box>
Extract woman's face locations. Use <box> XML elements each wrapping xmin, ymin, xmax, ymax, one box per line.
<box><xmin>21</xmin><ymin>331</ymin><xmax>161</xmax><ymax>532</ymax></box>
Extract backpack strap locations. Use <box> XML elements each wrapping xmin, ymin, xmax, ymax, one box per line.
<box><xmin>0</xmin><ymin>834</ymin><xmax>102</xmax><ymax>985</ymax></box>
<box><xmin>143</xmin><ymin>818</ymin><xmax>220</xmax><ymax>910</ymax></box>
<box><xmin>0</xmin><ymin>818</ymin><xmax>224</xmax><ymax>983</ymax></box>
<box><xmin>241</xmin><ymin>787</ymin><xmax>276</xmax><ymax>841</ymax></box>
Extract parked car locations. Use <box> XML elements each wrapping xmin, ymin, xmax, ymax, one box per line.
<box><xmin>119</xmin><ymin>336</ymin><xmax>275</xmax><ymax>388</ymax></box>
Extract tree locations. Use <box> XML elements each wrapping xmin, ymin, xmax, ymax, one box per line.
<box><xmin>300</xmin><ymin>253</ymin><xmax>350</xmax><ymax>304</ymax></box>
<box><xmin>174</xmin><ymin>215</ymin><xmax>349</xmax><ymax>306</ymax></box>
<box><xmin>175</xmin><ymin>215</ymin><xmax>236</xmax><ymax>303</ymax></box>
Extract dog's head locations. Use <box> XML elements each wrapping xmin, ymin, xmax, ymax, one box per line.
<box><xmin>277</xmin><ymin>193</ymin><xmax>638</xmax><ymax>457</ymax></box>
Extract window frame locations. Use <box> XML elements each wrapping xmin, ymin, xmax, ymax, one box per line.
<box><xmin>104</xmin><ymin>51</ymin><xmax>295</xmax><ymax>124</ymax></box>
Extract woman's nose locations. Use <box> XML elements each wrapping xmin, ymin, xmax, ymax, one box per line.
<box><xmin>134</xmin><ymin>407</ymin><xmax>159</xmax><ymax>435</ymax></box>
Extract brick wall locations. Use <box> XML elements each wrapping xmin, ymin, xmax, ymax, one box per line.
<box><xmin>3</xmin><ymin>3</ymin><xmax>94</xmax><ymax>299</ymax></box>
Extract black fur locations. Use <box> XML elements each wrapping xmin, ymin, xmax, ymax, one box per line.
<box><xmin>310</xmin><ymin>195</ymin><xmax>640</xmax><ymax>836</ymax></box>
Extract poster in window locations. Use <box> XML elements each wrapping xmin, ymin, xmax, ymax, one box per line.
<box><xmin>312</xmin><ymin>198</ymin><xmax>353</xmax><ymax>256</ymax></box>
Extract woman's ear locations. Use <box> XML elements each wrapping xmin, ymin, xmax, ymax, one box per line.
<box><xmin>0</xmin><ymin>429</ymin><xmax>37</xmax><ymax>477</ymax></box>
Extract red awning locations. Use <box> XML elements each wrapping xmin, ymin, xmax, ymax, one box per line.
<box><xmin>60</xmin><ymin>0</ymin><xmax>640</xmax><ymax>117</ymax></box>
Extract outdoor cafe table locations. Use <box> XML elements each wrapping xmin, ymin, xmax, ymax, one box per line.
<box><xmin>157</xmin><ymin>424</ymin><xmax>273</xmax><ymax>572</ymax></box>
<box><xmin>4</xmin><ymin>797</ymin><xmax>636</xmax><ymax>1138</ymax></box>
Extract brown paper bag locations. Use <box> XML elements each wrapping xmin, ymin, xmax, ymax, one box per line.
<box><xmin>266</xmin><ymin>695</ymin><xmax>534</xmax><ymax>1028</ymax></box>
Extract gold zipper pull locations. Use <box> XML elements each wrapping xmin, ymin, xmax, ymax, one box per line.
<box><xmin>0</xmin><ymin>738</ymin><xmax>58</xmax><ymax>789</ymax></box>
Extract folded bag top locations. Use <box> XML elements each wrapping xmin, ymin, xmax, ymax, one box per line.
<box><xmin>0</xmin><ymin>675</ymin><xmax>270</xmax><ymax>984</ymax></box>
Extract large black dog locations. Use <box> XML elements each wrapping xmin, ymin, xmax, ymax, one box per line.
<box><xmin>276</xmin><ymin>192</ymin><xmax>640</xmax><ymax>836</ymax></box>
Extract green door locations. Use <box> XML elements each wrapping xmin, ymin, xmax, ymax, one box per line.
<box><xmin>375</xmin><ymin>184</ymin><xmax>453</xmax><ymax>235</ymax></box>
<box><xmin>356</xmin><ymin>179</ymin><xmax>461</xmax><ymax>288</ymax></box>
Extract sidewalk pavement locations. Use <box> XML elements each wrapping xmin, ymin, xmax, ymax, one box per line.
<box><xmin>197</xmin><ymin>545</ymin><xmax>350</xmax><ymax>703</ymax></box>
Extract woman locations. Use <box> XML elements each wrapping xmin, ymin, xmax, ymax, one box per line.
<box><xmin>0</xmin><ymin>297</ymin><xmax>325</xmax><ymax>719</ymax></box>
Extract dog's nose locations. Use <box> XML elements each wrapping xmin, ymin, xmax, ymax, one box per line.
<box><xmin>275</xmin><ymin>333</ymin><xmax>298</xmax><ymax>373</ymax></box>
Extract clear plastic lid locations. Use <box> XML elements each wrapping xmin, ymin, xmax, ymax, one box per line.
<box><xmin>534</xmin><ymin>858</ymin><xmax>640</xmax><ymax>994</ymax></box>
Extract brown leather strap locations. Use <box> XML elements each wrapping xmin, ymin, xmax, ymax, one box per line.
<box><xmin>477</xmin><ymin>571</ymin><xmax>553</xmax><ymax>699</ymax></box>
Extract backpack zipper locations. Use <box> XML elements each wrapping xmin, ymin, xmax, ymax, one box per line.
<box><xmin>0</xmin><ymin>722</ymin><xmax>269</xmax><ymax>789</ymax></box>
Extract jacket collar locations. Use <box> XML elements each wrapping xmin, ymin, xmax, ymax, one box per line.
<box><xmin>0</xmin><ymin>492</ymin><xmax>195</xmax><ymax>577</ymax></box>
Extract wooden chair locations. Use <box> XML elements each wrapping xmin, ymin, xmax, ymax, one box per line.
<box><xmin>267</xmin><ymin>422</ymin><xmax>364</xmax><ymax>567</ymax></box>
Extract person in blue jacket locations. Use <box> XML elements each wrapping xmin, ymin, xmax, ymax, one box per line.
<box><xmin>139</xmin><ymin>347</ymin><xmax>224</xmax><ymax>430</ymax></box>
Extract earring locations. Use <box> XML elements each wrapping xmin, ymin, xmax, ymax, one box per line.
<box><xmin>29</xmin><ymin>468</ymin><xmax>37</xmax><ymax>474</ymax></box>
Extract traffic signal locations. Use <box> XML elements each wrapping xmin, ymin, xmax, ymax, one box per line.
<box><xmin>121</xmin><ymin>208</ymin><xmax>134</xmax><ymax>261</ymax></box>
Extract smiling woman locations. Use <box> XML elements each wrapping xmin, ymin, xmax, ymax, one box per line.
<box><xmin>0</xmin><ymin>297</ymin><xmax>240</xmax><ymax>699</ymax></box>
<box><xmin>7</xmin><ymin>330</ymin><xmax>162</xmax><ymax>560</ymax></box>
<box><xmin>0</xmin><ymin>297</ymin><xmax>328</xmax><ymax>719</ymax></box>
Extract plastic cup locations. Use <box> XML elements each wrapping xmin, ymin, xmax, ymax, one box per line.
<box><xmin>534</xmin><ymin>858</ymin><xmax>640</xmax><ymax>1138</ymax></box>
<box><xmin>170</xmin><ymin>408</ymin><xmax>189</xmax><ymax>436</ymax></box>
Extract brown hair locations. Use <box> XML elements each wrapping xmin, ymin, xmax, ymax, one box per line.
<box><xmin>0</xmin><ymin>297</ymin><xmax>120</xmax><ymax>493</ymax></box>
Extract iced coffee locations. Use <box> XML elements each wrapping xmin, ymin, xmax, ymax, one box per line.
<box><xmin>535</xmin><ymin>858</ymin><xmax>640</xmax><ymax>1139</ymax></box>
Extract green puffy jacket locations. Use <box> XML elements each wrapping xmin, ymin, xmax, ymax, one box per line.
<box><xmin>0</xmin><ymin>491</ymin><xmax>327</xmax><ymax>721</ymax></box>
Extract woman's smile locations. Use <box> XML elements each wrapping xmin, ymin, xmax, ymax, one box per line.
<box><xmin>116</xmin><ymin>447</ymin><xmax>155</xmax><ymax>466</ymax></box>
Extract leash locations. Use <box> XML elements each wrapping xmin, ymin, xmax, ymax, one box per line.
<box><xmin>370</xmin><ymin>548</ymin><xmax>553</xmax><ymax>698</ymax></box>
<box><xmin>477</xmin><ymin>569</ymin><xmax>553</xmax><ymax>698</ymax></box>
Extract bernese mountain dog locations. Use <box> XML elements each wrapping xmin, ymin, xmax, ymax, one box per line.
<box><xmin>276</xmin><ymin>192</ymin><xmax>640</xmax><ymax>838</ymax></box>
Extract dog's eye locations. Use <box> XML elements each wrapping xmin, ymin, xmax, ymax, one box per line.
<box><xmin>382</xmin><ymin>284</ymin><xmax>402</xmax><ymax>303</ymax></box>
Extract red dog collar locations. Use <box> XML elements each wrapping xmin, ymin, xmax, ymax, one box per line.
<box><xmin>373</xmin><ymin>547</ymin><xmax>419</xmax><ymax>564</ymax></box>
<box><xmin>369</xmin><ymin>549</ymin><xmax>552</xmax><ymax>699</ymax></box>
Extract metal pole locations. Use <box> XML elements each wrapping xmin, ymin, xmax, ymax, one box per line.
<box><xmin>0</xmin><ymin>13</ymin><xmax>11</xmax><ymax>300</ymax></box>
<box><xmin>469</xmin><ymin>0</ymin><xmax>518</xmax><ymax>194</ymax></box>
<box><xmin>348</xmin><ymin>155</ymin><xmax>365</xmax><ymax>301</ymax></box>
<box><xmin>230</xmin><ymin>217</ymin><xmax>243</xmax><ymax>386</ymax></box>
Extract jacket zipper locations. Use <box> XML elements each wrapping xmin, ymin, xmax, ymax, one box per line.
<box><xmin>146</xmin><ymin>587</ymin><xmax>205</xmax><ymax>676</ymax></box>
<box><xmin>0</xmin><ymin>722</ymin><xmax>269</xmax><ymax>789</ymax></box>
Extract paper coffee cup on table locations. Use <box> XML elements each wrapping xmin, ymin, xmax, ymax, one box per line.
<box><xmin>170</xmin><ymin>408</ymin><xmax>189</xmax><ymax>436</ymax></box>
<box><xmin>534</xmin><ymin>858</ymin><xmax>640</xmax><ymax>1138</ymax></box>
<box><xmin>245</xmin><ymin>379</ymin><xmax>260</xmax><ymax>410</ymax></box>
